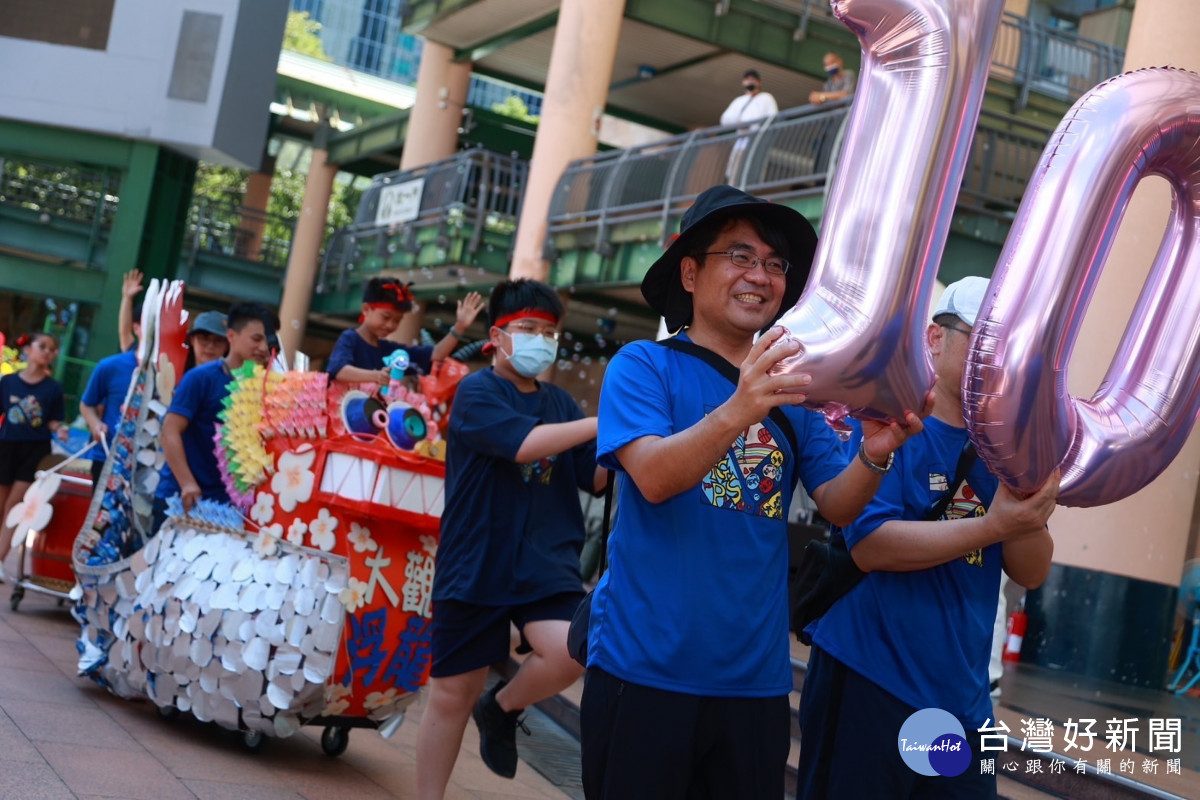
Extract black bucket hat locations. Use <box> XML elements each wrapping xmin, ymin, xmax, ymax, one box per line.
<box><xmin>641</xmin><ymin>185</ymin><xmax>818</xmax><ymax>332</ymax></box>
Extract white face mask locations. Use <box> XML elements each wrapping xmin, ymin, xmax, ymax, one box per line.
<box><xmin>505</xmin><ymin>332</ymin><xmax>558</xmax><ymax>378</ymax></box>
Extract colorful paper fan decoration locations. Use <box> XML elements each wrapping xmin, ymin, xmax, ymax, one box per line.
<box><xmin>0</xmin><ymin>346</ymin><xmax>25</xmax><ymax>376</ymax></box>
<box><xmin>214</xmin><ymin>425</ymin><xmax>254</xmax><ymax>511</ymax></box>
<box><xmin>216</xmin><ymin>362</ymin><xmax>279</xmax><ymax>509</ymax></box>
<box><xmin>260</xmin><ymin>370</ymin><xmax>329</xmax><ymax>445</ymax></box>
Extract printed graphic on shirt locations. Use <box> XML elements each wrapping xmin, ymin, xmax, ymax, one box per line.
<box><xmin>931</xmin><ymin>477</ymin><xmax>987</xmax><ymax>567</ymax></box>
<box><xmin>520</xmin><ymin>455</ymin><xmax>557</xmax><ymax>485</ymax></box>
<box><xmin>701</xmin><ymin>417</ymin><xmax>786</xmax><ymax>519</ymax></box>
<box><xmin>7</xmin><ymin>394</ymin><xmax>45</xmax><ymax>428</ymax></box>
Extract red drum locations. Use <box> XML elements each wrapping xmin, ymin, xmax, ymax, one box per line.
<box><xmin>21</xmin><ymin>470</ymin><xmax>91</xmax><ymax>596</ymax></box>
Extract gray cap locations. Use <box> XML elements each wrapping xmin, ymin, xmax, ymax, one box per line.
<box><xmin>189</xmin><ymin>310</ymin><xmax>228</xmax><ymax>337</ymax></box>
<box><xmin>932</xmin><ymin>276</ymin><xmax>990</xmax><ymax>328</ymax></box>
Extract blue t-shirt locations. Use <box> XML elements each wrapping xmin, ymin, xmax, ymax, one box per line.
<box><xmin>588</xmin><ymin>337</ymin><xmax>846</xmax><ymax>697</ymax></box>
<box><xmin>433</xmin><ymin>368</ymin><xmax>598</xmax><ymax>606</ymax></box>
<box><xmin>326</xmin><ymin>329</ymin><xmax>434</xmax><ymax>378</ymax></box>
<box><xmin>0</xmin><ymin>373</ymin><xmax>65</xmax><ymax>442</ymax></box>
<box><xmin>155</xmin><ymin>359</ymin><xmax>233</xmax><ymax>503</ymax></box>
<box><xmin>79</xmin><ymin>350</ymin><xmax>138</xmax><ymax>460</ymax></box>
<box><xmin>810</xmin><ymin>415</ymin><xmax>1001</xmax><ymax>727</ymax></box>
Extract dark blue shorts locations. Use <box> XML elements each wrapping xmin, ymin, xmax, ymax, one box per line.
<box><xmin>0</xmin><ymin>439</ymin><xmax>51</xmax><ymax>485</ymax></box>
<box><xmin>580</xmin><ymin>666</ymin><xmax>790</xmax><ymax>800</ymax></box>
<box><xmin>796</xmin><ymin>645</ymin><xmax>998</xmax><ymax>800</ymax></box>
<box><xmin>430</xmin><ymin>591</ymin><xmax>584</xmax><ymax>678</ymax></box>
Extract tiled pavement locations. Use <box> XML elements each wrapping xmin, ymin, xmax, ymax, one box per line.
<box><xmin>0</xmin><ymin>588</ymin><xmax>571</xmax><ymax>800</ymax></box>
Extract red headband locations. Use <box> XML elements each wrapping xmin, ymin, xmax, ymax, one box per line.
<box><xmin>493</xmin><ymin>309</ymin><xmax>559</xmax><ymax>329</ymax></box>
<box><xmin>383</xmin><ymin>282</ymin><xmax>414</xmax><ymax>304</ymax></box>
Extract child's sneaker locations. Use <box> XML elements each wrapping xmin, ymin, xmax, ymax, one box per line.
<box><xmin>472</xmin><ymin>680</ymin><xmax>529</xmax><ymax>778</ymax></box>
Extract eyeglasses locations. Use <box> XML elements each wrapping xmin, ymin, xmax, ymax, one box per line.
<box><xmin>504</xmin><ymin>323</ymin><xmax>559</xmax><ymax>342</ymax></box>
<box><xmin>941</xmin><ymin>323</ymin><xmax>973</xmax><ymax>336</ymax></box>
<box><xmin>703</xmin><ymin>250</ymin><xmax>790</xmax><ymax>276</ymax></box>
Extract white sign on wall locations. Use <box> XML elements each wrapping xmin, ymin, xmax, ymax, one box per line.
<box><xmin>375</xmin><ymin>179</ymin><xmax>425</xmax><ymax>226</ymax></box>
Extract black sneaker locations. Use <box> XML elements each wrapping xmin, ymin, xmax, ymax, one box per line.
<box><xmin>472</xmin><ymin>680</ymin><xmax>529</xmax><ymax>778</ymax></box>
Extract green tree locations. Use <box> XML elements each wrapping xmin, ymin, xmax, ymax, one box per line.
<box><xmin>491</xmin><ymin>96</ymin><xmax>540</xmax><ymax>124</ymax></box>
<box><xmin>282</xmin><ymin>11</ymin><xmax>332</xmax><ymax>62</ymax></box>
<box><xmin>192</xmin><ymin>161</ymin><xmax>362</xmax><ymax>248</ymax></box>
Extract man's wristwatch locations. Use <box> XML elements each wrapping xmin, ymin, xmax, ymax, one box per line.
<box><xmin>858</xmin><ymin>440</ymin><xmax>894</xmax><ymax>475</ymax></box>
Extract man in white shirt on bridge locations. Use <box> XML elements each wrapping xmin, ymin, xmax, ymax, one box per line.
<box><xmin>721</xmin><ymin>69</ymin><xmax>779</xmax><ymax>183</ymax></box>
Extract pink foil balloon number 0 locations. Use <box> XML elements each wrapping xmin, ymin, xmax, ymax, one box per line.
<box><xmin>964</xmin><ymin>68</ymin><xmax>1200</xmax><ymax>508</ymax></box>
<box><xmin>772</xmin><ymin>0</ymin><xmax>1006</xmax><ymax>431</ymax></box>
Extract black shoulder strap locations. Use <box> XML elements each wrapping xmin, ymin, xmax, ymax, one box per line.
<box><xmin>927</xmin><ymin>440</ymin><xmax>978</xmax><ymax>521</ymax></box>
<box><xmin>656</xmin><ymin>337</ymin><xmax>800</xmax><ymax>458</ymax></box>
<box><xmin>597</xmin><ymin>470</ymin><xmax>616</xmax><ymax>576</ymax></box>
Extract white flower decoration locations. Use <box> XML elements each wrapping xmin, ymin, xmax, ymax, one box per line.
<box><xmin>338</xmin><ymin>577</ymin><xmax>368</xmax><ymax>613</ymax></box>
<box><xmin>285</xmin><ymin>518</ymin><xmax>308</xmax><ymax>547</ymax></box>
<box><xmin>348</xmin><ymin>522</ymin><xmax>378</xmax><ymax>553</ymax></box>
<box><xmin>249</xmin><ymin>492</ymin><xmax>275</xmax><ymax>525</ymax></box>
<box><xmin>363</xmin><ymin>687</ymin><xmax>399</xmax><ymax>711</ymax></box>
<box><xmin>271</xmin><ymin>447</ymin><xmax>316</xmax><ymax>512</ymax></box>
<box><xmin>308</xmin><ymin>508</ymin><xmax>338</xmax><ymax>551</ymax></box>
<box><xmin>5</xmin><ymin>473</ymin><xmax>62</xmax><ymax>533</ymax></box>
<box><xmin>323</xmin><ymin>683</ymin><xmax>351</xmax><ymax>715</ymax></box>
<box><xmin>254</xmin><ymin>527</ymin><xmax>281</xmax><ymax>558</ymax></box>
<box><xmin>323</xmin><ymin>696</ymin><xmax>351</xmax><ymax>716</ymax></box>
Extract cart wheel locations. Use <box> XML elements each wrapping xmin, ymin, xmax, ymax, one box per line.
<box><xmin>321</xmin><ymin>725</ymin><xmax>350</xmax><ymax>757</ymax></box>
<box><xmin>9</xmin><ymin>587</ymin><xmax>23</xmax><ymax>611</ymax></box>
<box><xmin>156</xmin><ymin>705</ymin><xmax>180</xmax><ymax>720</ymax></box>
<box><xmin>242</xmin><ymin>730</ymin><xmax>265</xmax><ymax>752</ymax></box>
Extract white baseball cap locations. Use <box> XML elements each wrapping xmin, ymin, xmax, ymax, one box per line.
<box><xmin>932</xmin><ymin>276</ymin><xmax>990</xmax><ymax>328</ymax></box>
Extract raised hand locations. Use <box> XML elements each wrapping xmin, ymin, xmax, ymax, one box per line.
<box><xmin>455</xmin><ymin>292</ymin><xmax>485</xmax><ymax>332</ymax></box>
<box><xmin>122</xmin><ymin>269</ymin><xmax>144</xmax><ymax>299</ymax></box>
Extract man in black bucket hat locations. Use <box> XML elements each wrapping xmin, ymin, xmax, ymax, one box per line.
<box><xmin>580</xmin><ymin>185</ymin><xmax>927</xmax><ymax>799</ymax></box>
<box><xmin>641</xmin><ymin>184</ymin><xmax>817</xmax><ymax>333</ymax></box>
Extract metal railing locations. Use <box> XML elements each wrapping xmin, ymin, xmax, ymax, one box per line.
<box><xmin>0</xmin><ymin>157</ymin><xmax>121</xmax><ymax>233</ymax></box>
<box><xmin>548</xmin><ymin>101</ymin><xmax>847</xmax><ymax>249</ymax></box>
<box><xmin>547</xmin><ymin>102</ymin><xmax>1053</xmax><ymax>254</ymax></box>
<box><xmin>991</xmin><ymin>12</ymin><xmax>1125</xmax><ymax>108</ymax></box>
<box><xmin>185</xmin><ymin>199</ymin><xmax>298</xmax><ymax>272</ymax></box>
<box><xmin>319</xmin><ymin>148</ymin><xmax>528</xmax><ymax>292</ymax></box>
<box><xmin>755</xmin><ymin>2</ymin><xmax>1123</xmax><ymax>108</ymax></box>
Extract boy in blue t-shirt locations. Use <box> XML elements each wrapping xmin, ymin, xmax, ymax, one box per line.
<box><xmin>154</xmin><ymin>302</ymin><xmax>276</xmax><ymax>526</ymax></box>
<box><xmin>796</xmin><ymin>277</ymin><xmax>1058</xmax><ymax>799</ymax></box>
<box><xmin>416</xmin><ymin>279</ymin><xmax>606</xmax><ymax>794</ymax></box>
<box><xmin>327</xmin><ymin>277</ymin><xmax>483</xmax><ymax>387</ymax></box>
<box><xmin>80</xmin><ymin>302</ymin><xmax>142</xmax><ymax>488</ymax></box>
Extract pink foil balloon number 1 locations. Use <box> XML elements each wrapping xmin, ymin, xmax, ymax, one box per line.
<box><xmin>773</xmin><ymin>0</ymin><xmax>1006</xmax><ymax>431</ymax></box>
<box><xmin>965</xmin><ymin>68</ymin><xmax>1200</xmax><ymax>508</ymax></box>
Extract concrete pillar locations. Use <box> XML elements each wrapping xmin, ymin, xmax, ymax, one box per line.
<box><xmin>238</xmin><ymin>154</ymin><xmax>276</xmax><ymax>261</ymax></box>
<box><xmin>277</xmin><ymin>126</ymin><xmax>337</xmax><ymax>358</ymax></box>
<box><xmin>400</xmin><ymin>41</ymin><xmax>472</xmax><ymax>171</ymax></box>
<box><xmin>510</xmin><ymin>0</ymin><xmax>627</xmax><ymax>280</ymax></box>
<box><xmin>1018</xmin><ymin>0</ymin><xmax>1200</xmax><ymax>688</ymax></box>
<box><xmin>1051</xmin><ymin>0</ymin><xmax>1200</xmax><ymax>587</ymax></box>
